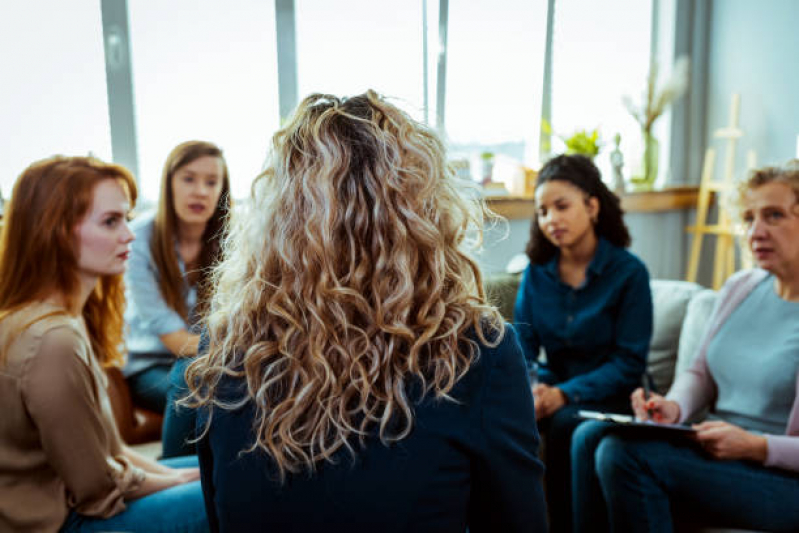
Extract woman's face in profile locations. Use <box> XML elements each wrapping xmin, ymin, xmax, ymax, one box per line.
<box><xmin>171</xmin><ymin>155</ymin><xmax>225</xmax><ymax>227</ymax></box>
<box><xmin>743</xmin><ymin>181</ymin><xmax>799</xmax><ymax>277</ymax></box>
<box><xmin>535</xmin><ymin>180</ymin><xmax>598</xmax><ymax>249</ymax></box>
<box><xmin>74</xmin><ymin>179</ymin><xmax>134</xmax><ymax>279</ymax></box>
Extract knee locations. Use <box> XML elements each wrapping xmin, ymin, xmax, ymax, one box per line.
<box><xmin>571</xmin><ymin>420</ymin><xmax>610</xmax><ymax>461</ymax></box>
<box><xmin>595</xmin><ymin>434</ymin><xmax>640</xmax><ymax>486</ymax></box>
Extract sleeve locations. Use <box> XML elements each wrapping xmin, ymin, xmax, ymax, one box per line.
<box><xmin>468</xmin><ymin>327</ymin><xmax>548</xmax><ymax>533</ymax></box>
<box><xmin>558</xmin><ymin>261</ymin><xmax>652</xmax><ymax>403</ymax></box>
<box><xmin>664</xmin><ymin>342</ymin><xmax>717</xmax><ymax>423</ymax></box>
<box><xmin>512</xmin><ymin>267</ymin><xmax>556</xmax><ymax>385</ymax></box>
<box><xmin>22</xmin><ymin>329</ymin><xmax>146</xmax><ymax>517</ymax></box>
<box><xmin>763</xmin><ymin>370</ymin><xmax>799</xmax><ymax>472</ymax></box>
<box><xmin>126</xmin><ymin>228</ymin><xmax>188</xmax><ymax>337</ymax></box>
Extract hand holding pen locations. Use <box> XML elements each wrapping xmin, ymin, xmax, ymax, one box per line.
<box><xmin>630</xmin><ymin>380</ymin><xmax>681</xmax><ymax>424</ymax></box>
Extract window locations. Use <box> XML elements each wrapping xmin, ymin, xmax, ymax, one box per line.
<box><xmin>0</xmin><ymin>1</ymin><xmax>111</xmax><ymax>198</ymax></box>
<box><xmin>444</xmin><ymin>0</ymin><xmax>550</xmax><ymax>181</ymax></box>
<box><xmin>294</xmin><ymin>0</ymin><xmax>427</xmax><ymax>122</ymax></box>
<box><xmin>550</xmin><ymin>0</ymin><xmax>653</xmax><ymax>183</ymax></box>
<box><xmin>128</xmin><ymin>0</ymin><xmax>280</xmax><ymax>200</ymax></box>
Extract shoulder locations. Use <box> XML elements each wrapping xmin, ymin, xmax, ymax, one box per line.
<box><xmin>2</xmin><ymin>304</ymin><xmax>91</xmax><ymax>376</ymax></box>
<box><xmin>467</xmin><ymin>322</ymin><xmax>525</xmax><ymax>378</ymax></box>
<box><xmin>606</xmin><ymin>243</ymin><xmax>649</xmax><ymax>277</ymax></box>
<box><xmin>721</xmin><ymin>268</ymin><xmax>768</xmax><ymax>294</ymax></box>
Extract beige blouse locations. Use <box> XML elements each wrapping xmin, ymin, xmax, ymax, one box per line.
<box><xmin>0</xmin><ymin>302</ymin><xmax>145</xmax><ymax>533</ymax></box>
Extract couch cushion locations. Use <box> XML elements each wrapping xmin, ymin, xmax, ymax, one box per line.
<box><xmin>485</xmin><ymin>272</ymin><xmax>522</xmax><ymax>322</ymax></box>
<box><xmin>675</xmin><ymin>289</ymin><xmax>718</xmax><ymax>377</ymax></box>
<box><xmin>648</xmin><ymin>280</ymin><xmax>705</xmax><ymax>394</ymax></box>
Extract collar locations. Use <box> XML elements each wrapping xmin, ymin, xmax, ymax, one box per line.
<box><xmin>542</xmin><ymin>237</ymin><xmax>613</xmax><ymax>282</ymax></box>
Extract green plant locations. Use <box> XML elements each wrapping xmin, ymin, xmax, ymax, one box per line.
<box><xmin>541</xmin><ymin>120</ymin><xmax>602</xmax><ymax>158</ymax></box>
<box><xmin>563</xmin><ymin>129</ymin><xmax>601</xmax><ymax>157</ymax></box>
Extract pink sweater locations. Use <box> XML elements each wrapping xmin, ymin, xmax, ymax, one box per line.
<box><xmin>667</xmin><ymin>269</ymin><xmax>799</xmax><ymax>473</ymax></box>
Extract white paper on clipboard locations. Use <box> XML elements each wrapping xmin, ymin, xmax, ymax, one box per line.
<box><xmin>577</xmin><ymin>410</ymin><xmax>696</xmax><ymax>433</ymax></box>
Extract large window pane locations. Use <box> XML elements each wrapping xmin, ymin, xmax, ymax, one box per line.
<box><xmin>551</xmin><ymin>0</ymin><xmax>652</xmax><ymax>183</ymax></box>
<box><xmin>445</xmin><ymin>0</ymin><xmax>549</xmax><ymax>179</ymax></box>
<box><xmin>295</xmin><ymin>0</ymin><xmax>426</xmax><ymax>121</ymax></box>
<box><xmin>128</xmin><ymin>0</ymin><xmax>279</xmax><ymax>200</ymax></box>
<box><xmin>0</xmin><ymin>1</ymin><xmax>111</xmax><ymax>198</ymax></box>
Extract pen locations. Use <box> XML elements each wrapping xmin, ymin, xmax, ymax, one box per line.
<box><xmin>642</xmin><ymin>374</ymin><xmax>654</xmax><ymax>419</ymax></box>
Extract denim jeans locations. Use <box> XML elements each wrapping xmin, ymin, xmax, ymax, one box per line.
<box><xmin>572</xmin><ymin>420</ymin><xmax>799</xmax><ymax>533</ymax></box>
<box><xmin>127</xmin><ymin>364</ymin><xmax>171</xmax><ymax>413</ymax></box>
<box><xmin>61</xmin><ymin>456</ymin><xmax>208</xmax><ymax>533</ymax></box>
<box><xmin>538</xmin><ymin>398</ymin><xmax>631</xmax><ymax>533</ymax></box>
<box><xmin>162</xmin><ymin>357</ymin><xmax>198</xmax><ymax>458</ymax></box>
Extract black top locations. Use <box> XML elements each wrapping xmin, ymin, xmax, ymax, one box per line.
<box><xmin>196</xmin><ymin>325</ymin><xmax>546</xmax><ymax>533</ymax></box>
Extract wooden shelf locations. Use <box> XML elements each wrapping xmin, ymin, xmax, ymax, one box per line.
<box><xmin>486</xmin><ymin>186</ymin><xmax>704</xmax><ymax>220</ymax></box>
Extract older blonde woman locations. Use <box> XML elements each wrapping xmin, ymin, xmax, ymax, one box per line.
<box><xmin>571</xmin><ymin>160</ymin><xmax>799</xmax><ymax>533</ymax></box>
<box><xmin>183</xmin><ymin>91</ymin><xmax>547</xmax><ymax>532</ymax></box>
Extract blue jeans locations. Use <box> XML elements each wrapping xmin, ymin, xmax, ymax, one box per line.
<box><xmin>127</xmin><ymin>364</ymin><xmax>171</xmax><ymax>413</ymax></box>
<box><xmin>572</xmin><ymin>420</ymin><xmax>799</xmax><ymax>533</ymax></box>
<box><xmin>538</xmin><ymin>399</ymin><xmax>630</xmax><ymax>533</ymax></box>
<box><xmin>61</xmin><ymin>456</ymin><xmax>208</xmax><ymax>533</ymax></box>
<box><xmin>162</xmin><ymin>358</ymin><xmax>198</xmax><ymax>458</ymax></box>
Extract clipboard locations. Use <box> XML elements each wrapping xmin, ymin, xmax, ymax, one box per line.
<box><xmin>577</xmin><ymin>410</ymin><xmax>696</xmax><ymax>434</ymax></box>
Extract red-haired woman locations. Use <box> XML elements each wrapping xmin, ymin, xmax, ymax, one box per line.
<box><xmin>0</xmin><ymin>156</ymin><xmax>208</xmax><ymax>532</ymax></box>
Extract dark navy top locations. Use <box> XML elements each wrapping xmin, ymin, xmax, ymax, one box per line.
<box><xmin>513</xmin><ymin>238</ymin><xmax>653</xmax><ymax>404</ymax></box>
<box><xmin>196</xmin><ymin>326</ymin><xmax>546</xmax><ymax>533</ymax></box>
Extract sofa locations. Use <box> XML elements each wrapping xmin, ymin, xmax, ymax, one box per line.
<box><xmin>486</xmin><ymin>274</ymin><xmax>763</xmax><ymax>533</ymax></box>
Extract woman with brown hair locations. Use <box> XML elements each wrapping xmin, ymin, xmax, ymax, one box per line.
<box><xmin>0</xmin><ymin>156</ymin><xmax>207</xmax><ymax>532</ymax></box>
<box><xmin>124</xmin><ymin>140</ymin><xmax>230</xmax><ymax>457</ymax></box>
<box><xmin>183</xmin><ymin>91</ymin><xmax>547</xmax><ymax>532</ymax></box>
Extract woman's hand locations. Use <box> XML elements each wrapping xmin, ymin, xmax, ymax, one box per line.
<box><xmin>630</xmin><ymin>387</ymin><xmax>680</xmax><ymax>423</ymax></box>
<box><xmin>693</xmin><ymin>421</ymin><xmax>768</xmax><ymax>462</ymax></box>
<box><xmin>129</xmin><ymin>467</ymin><xmax>200</xmax><ymax>500</ymax></box>
<box><xmin>532</xmin><ymin>384</ymin><xmax>567</xmax><ymax>420</ymax></box>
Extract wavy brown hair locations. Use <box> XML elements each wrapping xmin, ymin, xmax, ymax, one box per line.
<box><xmin>0</xmin><ymin>156</ymin><xmax>137</xmax><ymax>367</ymax></box>
<box><xmin>184</xmin><ymin>91</ymin><xmax>504</xmax><ymax>480</ymax></box>
<box><xmin>151</xmin><ymin>141</ymin><xmax>231</xmax><ymax>319</ymax></box>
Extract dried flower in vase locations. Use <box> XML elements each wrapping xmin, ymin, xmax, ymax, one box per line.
<box><xmin>623</xmin><ymin>56</ymin><xmax>690</xmax><ymax>185</ymax></box>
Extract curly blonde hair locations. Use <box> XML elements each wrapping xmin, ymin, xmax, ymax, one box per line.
<box><xmin>184</xmin><ymin>91</ymin><xmax>504</xmax><ymax>480</ymax></box>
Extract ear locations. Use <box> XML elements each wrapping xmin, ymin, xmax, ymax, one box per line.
<box><xmin>587</xmin><ymin>196</ymin><xmax>600</xmax><ymax>221</ymax></box>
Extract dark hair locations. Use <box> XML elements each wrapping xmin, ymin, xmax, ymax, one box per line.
<box><xmin>526</xmin><ymin>154</ymin><xmax>630</xmax><ymax>264</ymax></box>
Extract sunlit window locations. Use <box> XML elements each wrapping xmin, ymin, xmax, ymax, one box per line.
<box><xmin>550</xmin><ymin>0</ymin><xmax>652</xmax><ymax>183</ymax></box>
<box><xmin>295</xmin><ymin>0</ymin><xmax>427</xmax><ymax>122</ymax></box>
<box><xmin>0</xmin><ymin>1</ymin><xmax>111</xmax><ymax>198</ymax></box>
<box><xmin>445</xmin><ymin>0</ymin><xmax>549</xmax><ymax>181</ymax></box>
<box><xmin>128</xmin><ymin>0</ymin><xmax>280</xmax><ymax>200</ymax></box>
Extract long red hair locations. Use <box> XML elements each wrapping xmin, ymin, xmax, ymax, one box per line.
<box><xmin>0</xmin><ymin>156</ymin><xmax>138</xmax><ymax>367</ymax></box>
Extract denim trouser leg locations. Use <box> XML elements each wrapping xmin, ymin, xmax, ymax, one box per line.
<box><xmin>162</xmin><ymin>357</ymin><xmax>197</xmax><ymax>458</ymax></box>
<box><xmin>571</xmin><ymin>420</ymin><xmax>615</xmax><ymax>533</ymax></box>
<box><xmin>540</xmin><ymin>399</ymin><xmax>630</xmax><ymax>533</ymax></box>
<box><xmin>61</xmin><ymin>456</ymin><xmax>208</xmax><ymax>533</ymax></box>
<box><xmin>595</xmin><ymin>434</ymin><xmax>799</xmax><ymax>533</ymax></box>
<box><xmin>127</xmin><ymin>364</ymin><xmax>172</xmax><ymax>413</ymax></box>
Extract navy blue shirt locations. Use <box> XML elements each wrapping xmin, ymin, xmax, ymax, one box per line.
<box><xmin>196</xmin><ymin>326</ymin><xmax>547</xmax><ymax>533</ymax></box>
<box><xmin>513</xmin><ymin>238</ymin><xmax>653</xmax><ymax>404</ymax></box>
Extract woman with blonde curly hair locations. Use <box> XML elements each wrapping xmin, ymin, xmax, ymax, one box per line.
<box><xmin>184</xmin><ymin>91</ymin><xmax>546</xmax><ymax>532</ymax></box>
